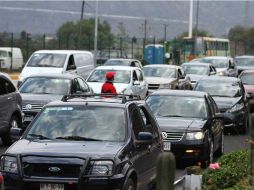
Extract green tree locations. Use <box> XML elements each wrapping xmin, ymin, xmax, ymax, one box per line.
<box><xmin>57</xmin><ymin>18</ymin><xmax>114</xmax><ymax>50</ymax></box>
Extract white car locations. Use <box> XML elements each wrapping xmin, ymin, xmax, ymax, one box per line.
<box><xmin>104</xmin><ymin>58</ymin><xmax>143</xmax><ymax>68</ymax></box>
<box><xmin>142</xmin><ymin>64</ymin><xmax>192</xmax><ymax>93</ymax></box>
<box><xmin>86</xmin><ymin>66</ymin><xmax>148</xmax><ymax>99</ymax></box>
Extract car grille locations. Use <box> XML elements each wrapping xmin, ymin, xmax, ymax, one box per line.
<box><xmin>148</xmin><ymin>84</ymin><xmax>160</xmax><ymax>90</ymax></box>
<box><xmin>23</xmin><ymin>163</ymin><xmax>82</xmax><ymax>178</ymax></box>
<box><xmin>163</xmin><ymin>131</ymin><xmax>184</xmax><ymax>142</ymax></box>
<box><xmin>22</xmin><ymin>103</ymin><xmax>44</xmax><ymax>112</ymax></box>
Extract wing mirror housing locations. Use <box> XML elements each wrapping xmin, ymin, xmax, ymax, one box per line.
<box><xmin>136</xmin><ymin>132</ymin><xmax>153</xmax><ymax>145</ymax></box>
<box><xmin>67</xmin><ymin>65</ymin><xmax>77</xmax><ymax>71</ymax></box>
<box><xmin>133</xmin><ymin>80</ymin><xmax>141</xmax><ymax>86</ymax></box>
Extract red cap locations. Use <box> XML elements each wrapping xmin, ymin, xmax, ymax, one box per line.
<box><xmin>106</xmin><ymin>72</ymin><xmax>115</xmax><ymax>80</ymax></box>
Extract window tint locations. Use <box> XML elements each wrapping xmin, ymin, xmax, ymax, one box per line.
<box><xmin>0</xmin><ymin>78</ymin><xmax>7</xmax><ymax>95</ymax></box>
<box><xmin>74</xmin><ymin>53</ymin><xmax>93</xmax><ymax>67</ymax></box>
<box><xmin>0</xmin><ymin>77</ymin><xmax>15</xmax><ymax>95</ymax></box>
<box><xmin>77</xmin><ymin>78</ymin><xmax>89</xmax><ymax>92</ymax></box>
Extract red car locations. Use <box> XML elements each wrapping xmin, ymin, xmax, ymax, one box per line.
<box><xmin>239</xmin><ymin>70</ymin><xmax>254</xmax><ymax>112</ymax></box>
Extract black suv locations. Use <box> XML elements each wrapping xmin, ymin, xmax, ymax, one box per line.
<box><xmin>0</xmin><ymin>72</ymin><xmax>22</xmax><ymax>145</ymax></box>
<box><xmin>1</xmin><ymin>94</ymin><xmax>163</xmax><ymax>190</ymax></box>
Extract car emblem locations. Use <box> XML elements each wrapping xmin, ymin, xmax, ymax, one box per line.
<box><xmin>48</xmin><ymin>167</ymin><xmax>61</xmax><ymax>172</ymax></box>
<box><xmin>162</xmin><ymin>132</ymin><xmax>167</xmax><ymax>139</ymax></box>
<box><xmin>26</xmin><ymin>104</ymin><xmax>32</xmax><ymax>110</ymax></box>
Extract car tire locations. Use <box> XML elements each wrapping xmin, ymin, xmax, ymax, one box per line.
<box><xmin>201</xmin><ymin>137</ymin><xmax>213</xmax><ymax>168</ymax></box>
<box><xmin>124</xmin><ymin>178</ymin><xmax>136</xmax><ymax>190</ymax></box>
<box><xmin>214</xmin><ymin>133</ymin><xmax>224</xmax><ymax>157</ymax></box>
<box><xmin>2</xmin><ymin>115</ymin><xmax>20</xmax><ymax>146</ymax></box>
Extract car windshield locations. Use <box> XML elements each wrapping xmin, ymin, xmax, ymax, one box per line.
<box><xmin>146</xmin><ymin>95</ymin><xmax>207</xmax><ymax>119</ymax></box>
<box><xmin>182</xmin><ymin>64</ymin><xmax>209</xmax><ymax>75</ymax></box>
<box><xmin>87</xmin><ymin>70</ymin><xmax>131</xmax><ymax>83</ymax></box>
<box><xmin>104</xmin><ymin>60</ymin><xmax>131</xmax><ymax>66</ymax></box>
<box><xmin>142</xmin><ymin>67</ymin><xmax>176</xmax><ymax>78</ymax></box>
<box><xmin>197</xmin><ymin>58</ymin><xmax>228</xmax><ymax>68</ymax></box>
<box><xmin>195</xmin><ymin>80</ymin><xmax>242</xmax><ymax>97</ymax></box>
<box><xmin>27</xmin><ymin>53</ymin><xmax>67</xmax><ymax>68</ymax></box>
<box><xmin>26</xmin><ymin>106</ymin><xmax>126</xmax><ymax>142</ymax></box>
<box><xmin>235</xmin><ymin>58</ymin><xmax>254</xmax><ymax>67</ymax></box>
<box><xmin>19</xmin><ymin>77</ymin><xmax>71</xmax><ymax>95</ymax></box>
<box><xmin>240</xmin><ymin>73</ymin><xmax>254</xmax><ymax>85</ymax></box>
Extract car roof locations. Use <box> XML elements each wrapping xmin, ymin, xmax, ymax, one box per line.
<box><xmin>33</xmin><ymin>50</ymin><xmax>93</xmax><ymax>55</ymax></box>
<box><xmin>149</xmin><ymin>89</ymin><xmax>208</xmax><ymax>98</ymax></box>
<box><xmin>240</xmin><ymin>70</ymin><xmax>254</xmax><ymax>74</ymax></box>
<box><xmin>182</xmin><ymin>62</ymin><xmax>211</xmax><ymax>66</ymax></box>
<box><xmin>235</xmin><ymin>55</ymin><xmax>254</xmax><ymax>59</ymax></box>
<box><xmin>197</xmin><ymin>76</ymin><xmax>240</xmax><ymax>82</ymax></box>
<box><xmin>107</xmin><ymin>58</ymin><xmax>140</xmax><ymax>62</ymax></box>
<box><xmin>25</xmin><ymin>73</ymin><xmax>81</xmax><ymax>80</ymax></box>
<box><xmin>95</xmin><ymin>65</ymin><xmax>139</xmax><ymax>71</ymax></box>
<box><xmin>143</xmin><ymin>64</ymin><xmax>179</xmax><ymax>68</ymax></box>
<box><xmin>201</xmin><ymin>56</ymin><xmax>231</xmax><ymax>60</ymax></box>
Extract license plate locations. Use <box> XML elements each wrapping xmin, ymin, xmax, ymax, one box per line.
<box><xmin>24</xmin><ymin>115</ymin><xmax>34</xmax><ymax>122</ymax></box>
<box><xmin>164</xmin><ymin>142</ymin><xmax>171</xmax><ymax>151</ymax></box>
<box><xmin>40</xmin><ymin>183</ymin><xmax>64</xmax><ymax>190</ymax></box>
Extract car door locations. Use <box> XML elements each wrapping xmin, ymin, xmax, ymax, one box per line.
<box><xmin>0</xmin><ymin>76</ymin><xmax>15</xmax><ymax>129</ymax></box>
<box><xmin>74</xmin><ymin>53</ymin><xmax>94</xmax><ymax>79</ymax></box>
<box><xmin>131</xmin><ymin>70</ymin><xmax>142</xmax><ymax>97</ymax></box>
<box><xmin>136</xmin><ymin>69</ymin><xmax>147</xmax><ymax>99</ymax></box>
<box><xmin>207</xmin><ymin>95</ymin><xmax>223</xmax><ymax>151</ymax></box>
<box><xmin>138</xmin><ymin>105</ymin><xmax>162</xmax><ymax>185</ymax></box>
<box><xmin>128</xmin><ymin>104</ymin><xmax>150</xmax><ymax>189</ymax></box>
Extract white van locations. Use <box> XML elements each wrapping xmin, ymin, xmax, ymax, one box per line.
<box><xmin>0</xmin><ymin>47</ymin><xmax>23</xmax><ymax>70</ymax></box>
<box><xmin>19</xmin><ymin>50</ymin><xmax>95</xmax><ymax>83</ymax></box>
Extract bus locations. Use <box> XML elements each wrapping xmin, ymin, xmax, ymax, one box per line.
<box><xmin>181</xmin><ymin>37</ymin><xmax>230</xmax><ymax>63</ymax></box>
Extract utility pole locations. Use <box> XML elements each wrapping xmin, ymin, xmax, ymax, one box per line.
<box><xmin>144</xmin><ymin>19</ymin><xmax>147</xmax><ymax>44</ymax></box>
<box><xmin>195</xmin><ymin>0</ymin><xmax>199</xmax><ymax>38</ymax></box>
<box><xmin>164</xmin><ymin>24</ymin><xmax>167</xmax><ymax>42</ymax></box>
<box><xmin>188</xmin><ymin>0</ymin><xmax>193</xmax><ymax>38</ymax></box>
<box><xmin>94</xmin><ymin>0</ymin><xmax>99</xmax><ymax>67</ymax></box>
<box><xmin>78</xmin><ymin>0</ymin><xmax>85</xmax><ymax>49</ymax></box>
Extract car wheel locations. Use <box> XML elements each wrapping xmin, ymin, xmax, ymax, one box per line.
<box><xmin>2</xmin><ymin>115</ymin><xmax>20</xmax><ymax>146</ymax></box>
<box><xmin>215</xmin><ymin>133</ymin><xmax>224</xmax><ymax>157</ymax></box>
<box><xmin>124</xmin><ymin>178</ymin><xmax>136</xmax><ymax>190</ymax></box>
<box><xmin>201</xmin><ymin>137</ymin><xmax>213</xmax><ymax>168</ymax></box>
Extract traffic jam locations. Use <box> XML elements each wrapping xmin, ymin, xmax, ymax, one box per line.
<box><xmin>0</xmin><ymin>43</ymin><xmax>254</xmax><ymax>189</ymax></box>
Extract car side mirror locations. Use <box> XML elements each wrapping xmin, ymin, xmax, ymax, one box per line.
<box><xmin>210</xmin><ymin>71</ymin><xmax>216</xmax><ymax>76</ymax></box>
<box><xmin>136</xmin><ymin>132</ymin><xmax>153</xmax><ymax>145</ymax></box>
<box><xmin>11</xmin><ymin>128</ymin><xmax>23</xmax><ymax>141</ymax></box>
<box><xmin>133</xmin><ymin>80</ymin><xmax>140</xmax><ymax>86</ymax></box>
<box><xmin>67</xmin><ymin>65</ymin><xmax>76</xmax><ymax>71</ymax></box>
<box><xmin>179</xmin><ymin>75</ymin><xmax>185</xmax><ymax>80</ymax></box>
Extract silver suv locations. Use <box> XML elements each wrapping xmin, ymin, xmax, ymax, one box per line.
<box><xmin>0</xmin><ymin>72</ymin><xmax>22</xmax><ymax>145</ymax></box>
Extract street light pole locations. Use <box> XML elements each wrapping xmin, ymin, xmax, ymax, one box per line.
<box><xmin>78</xmin><ymin>0</ymin><xmax>85</xmax><ymax>49</ymax></box>
<box><xmin>188</xmin><ymin>0</ymin><xmax>193</xmax><ymax>38</ymax></box>
<box><xmin>164</xmin><ymin>24</ymin><xmax>167</xmax><ymax>42</ymax></box>
<box><xmin>195</xmin><ymin>0</ymin><xmax>200</xmax><ymax>38</ymax></box>
<box><xmin>94</xmin><ymin>0</ymin><xmax>99</xmax><ymax>67</ymax></box>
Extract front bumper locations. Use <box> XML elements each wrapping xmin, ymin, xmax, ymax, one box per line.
<box><xmin>222</xmin><ymin>110</ymin><xmax>246</xmax><ymax>129</ymax></box>
<box><xmin>164</xmin><ymin>140</ymin><xmax>209</xmax><ymax>161</ymax></box>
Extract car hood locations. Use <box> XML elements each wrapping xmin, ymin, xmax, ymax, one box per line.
<box><xmin>216</xmin><ymin>68</ymin><xmax>227</xmax><ymax>73</ymax></box>
<box><xmin>87</xmin><ymin>82</ymin><xmax>129</xmax><ymax>94</ymax></box>
<box><xmin>156</xmin><ymin>117</ymin><xmax>206</xmax><ymax>132</ymax></box>
<box><xmin>21</xmin><ymin>94</ymin><xmax>63</xmax><ymax>105</ymax></box>
<box><xmin>145</xmin><ymin>77</ymin><xmax>176</xmax><ymax>84</ymax></box>
<box><xmin>244</xmin><ymin>85</ymin><xmax>254</xmax><ymax>94</ymax></box>
<box><xmin>237</xmin><ymin>66</ymin><xmax>254</xmax><ymax>71</ymax></box>
<box><xmin>20</xmin><ymin>67</ymin><xmax>64</xmax><ymax>81</ymax></box>
<box><xmin>7</xmin><ymin>139</ymin><xmax>125</xmax><ymax>158</ymax></box>
<box><xmin>212</xmin><ymin>96</ymin><xmax>241</xmax><ymax>110</ymax></box>
<box><xmin>187</xmin><ymin>74</ymin><xmax>205</xmax><ymax>82</ymax></box>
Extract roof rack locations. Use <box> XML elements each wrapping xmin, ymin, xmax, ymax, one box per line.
<box><xmin>61</xmin><ymin>94</ymin><xmax>141</xmax><ymax>104</ymax></box>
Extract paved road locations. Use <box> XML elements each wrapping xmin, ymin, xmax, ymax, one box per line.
<box><xmin>175</xmin><ymin>130</ymin><xmax>250</xmax><ymax>180</ymax></box>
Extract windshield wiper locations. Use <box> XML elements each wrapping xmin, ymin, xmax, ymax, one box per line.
<box><xmin>55</xmin><ymin>136</ymin><xmax>102</xmax><ymax>141</ymax></box>
<box><xmin>27</xmin><ymin>134</ymin><xmax>51</xmax><ymax>140</ymax></box>
<box><xmin>159</xmin><ymin>114</ymin><xmax>183</xmax><ymax>117</ymax></box>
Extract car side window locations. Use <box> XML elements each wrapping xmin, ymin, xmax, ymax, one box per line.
<box><xmin>77</xmin><ymin>78</ymin><xmax>89</xmax><ymax>92</ymax></box>
<box><xmin>72</xmin><ymin>79</ymin><xmax>81</xmax><ymax>93</ymax></box>
<box><xmin>129</xmin><ymin>105</ymin><xmax>145</xmax><ymax>139</ymax></box>
<box><xmin>136</xmin><ymin>69</ymin><xmax>144</xmax><ymax>81</ymax></box>
<box><xmin>67</xmin><ymin>55</ymin><xmax>76</xmax><ymax>70</ymax></box>
<box><xmin>0</xmin><ymin>77</ymin><xmax>15</xmax><ymax>95</ymax></box>
<box><xmin>207</xmin><ymin>95</ymin><xmax>217</xmax><ymax>115</ymax></box>
<box><xmin>133</xmin><ymin>70</ymin><xmax>138</xmax><ymax>82</ymax></box>
<box><xmin>74</xmin><ymin>53</ymin><xmax>93</xmax><ymax>67</ymax></box>
<box><xmin>139</xmin><ymin>106</ymin><xmax>159</xmax><ymax>141</ymax></box>
<box><xmin>178</xmin><ymin>68</ymin><xmax>185</xmax><ymax>79</ymax></box>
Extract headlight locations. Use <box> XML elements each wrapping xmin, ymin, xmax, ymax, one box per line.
<box><xmin>229</xmin><ymin>103</ymin><xmax>244</xmax><ymax>113</ymax></box>
<box><xmin>186</xmin><ymin>132</ymin><xmax>204</xmax><ymax>140</ymax></box>
<box><xmin>217</xmin><ymin>71</ymin><xmax>225</xmax><ymax>76</ymax></box>
<box><xmin>1</xmin><ymin>156</ymin><xmax>18</xmax><ymax>173</ymax></box>
<box><xmin>159</xmin><ymin>83</ymin><xmax>172</xmax><ymax>89</ymax></box>
<box><xmin>90</xmin><ymin>160</ymin><xmax>114</xmax><ymax>176</ymax></box>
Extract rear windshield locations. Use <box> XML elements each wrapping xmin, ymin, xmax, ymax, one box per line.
<box><xmin>27</xmin><ymin>53</ymin><xmax>67</xmax><ymax>68</ymax></box>
<box><xmin>26</xmin><ymin>106</ymin><xmax>126</xmax><ymax>142</ymax></box>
